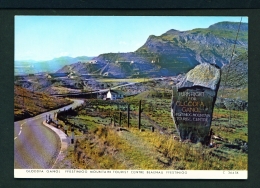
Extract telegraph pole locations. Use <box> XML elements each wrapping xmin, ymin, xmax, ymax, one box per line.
<box><xmin>138</xmin><ymin>100</ymin><xmax>142</xmax><ymax>130</ymax></box>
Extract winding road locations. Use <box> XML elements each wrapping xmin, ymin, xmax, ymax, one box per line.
<box><xmin>14</xmin><ymin>99</ymin><xmax>84</xmax><ymax>169</ymax></box>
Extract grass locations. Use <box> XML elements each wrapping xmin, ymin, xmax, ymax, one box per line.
<box><xmin>212</xmin><ymin>108</ymin><xmax>248</xmax><ymax>142</ymax></box>
<box><xmin>96</xmin><ymin>78</ymin><xmax>152</xmax><ymax>83</ymax></box>
<box><xmin>217</xmin><ymin>87</ymin><xmax>248</xmax><ymax>101</ymax></box>
<box><xmin>75</xmin><ymin>126</ymin><xmax>127</xmax><ymax>169</ymax></box>
<box><xmin>70</xmin><ymin>115</ymin><xmax>111</xmax><ymax>131</ymax></box>
<box><xmin>65</xmin><ymin>125</ymin><xmax>162</xmax><ymax>169</ymax></box>
<box><xmin>53</xmin><ymin>78</ymin><xmax>247</xmax><ymax>170</ymax></box>
<box><xmin>56</xmin><ymin>97</ymin><xmax>247</xmax><ymax>170</ymax></box>
<box><xmin>62</xmin><ymin>122</ymin><xmax>247</xmax><ymax>170</ymax></box>
<box><xmin>131</xmin><ymin>129</ymin><xmax>247</xmax><ymax>170</ymax></box>
<box><xmin>14</xmin><ymin>85</ymin><xmax>72</xmax><ymax>121</ymax></box>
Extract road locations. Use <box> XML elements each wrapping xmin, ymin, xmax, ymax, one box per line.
<box><xmin>14</xmin><ymin>99</ymin><xmax>84</xmax><ymax>169</ymax></box>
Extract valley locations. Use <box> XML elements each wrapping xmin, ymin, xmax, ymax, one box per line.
<box><xmin>14</xmin><ymin>21</ymin><xmax>248</xmax><ymax>171</ymax></box>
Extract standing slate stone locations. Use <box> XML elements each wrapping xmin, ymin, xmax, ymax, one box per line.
<box><xmin>171</xmin><ymin>63</ymin><xmax>221</xmax><ymax>144</ymax></box>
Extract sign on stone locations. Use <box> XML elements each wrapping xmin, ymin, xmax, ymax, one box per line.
<box><xmin>171</xmin><ymin>63</ymin><xmax>221</xmax><ymax>144</ymax></box>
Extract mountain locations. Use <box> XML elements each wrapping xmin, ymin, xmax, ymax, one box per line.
<box><xmin>15</xmin><ymin>56</ymin><xmax>94</xmax><ymax>75</ymax></box>
<box><xmin>208</xmin><ymin>21</ymin><xmax>248</xmax><ymax>31</ymax></box>
<box><xmin>56</xmin><ymin>21</ymin><xmax>248</xmax><ymax>78</ymax></box>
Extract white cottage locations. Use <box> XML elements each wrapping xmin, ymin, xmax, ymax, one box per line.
<box><xmin>105</xmin><ymin>89</ymin><xmax>124</xmax><ymax>100</ymax></box>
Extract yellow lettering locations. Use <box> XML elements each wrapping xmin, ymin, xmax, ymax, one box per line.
<box><xmin>193</xmin><ymin>101</ymin><xmax>198</xmax><ymax>107</ymax></box>
<box><xmin>182</xmin><ymin>107</ymin><xmax>200</xmax><ymax>113</ymax></box>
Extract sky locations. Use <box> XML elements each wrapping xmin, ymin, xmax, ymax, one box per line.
<box><xmin>15</xmin><ymin>16</ymin><xmax>248</xmax><ymax>61</ymax></box>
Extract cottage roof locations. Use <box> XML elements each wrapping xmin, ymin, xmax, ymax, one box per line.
<box><xmin>108</xmin><ymin>89</ymin><xmax>124</xmax><ymax>95</ymax></box>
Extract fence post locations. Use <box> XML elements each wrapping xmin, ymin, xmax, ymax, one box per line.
<box><xmin>138</xmin><ymin>100</ymin><xmax>142</xmax><ymax>130</ymax></box>
<box><xmin>113</xmin><ymin>116</ymin><xmax>116</xmax><ymax>127</ymax></box>
<box><xmin>119</xmin><ymin>111</ymin><xmax>122</xmax><ymax>127</ymax></box>
<box><xmin>71</xmin><ymin>127</ymin><xmax>75</xmax><ymax>144</ymax></box>
<box><xmin>127</xmin><ymin>104</ymin><xmax>130</xmax><ymax>128</ymax></box>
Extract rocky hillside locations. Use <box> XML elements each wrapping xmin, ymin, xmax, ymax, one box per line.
<box><xmin>137</xmin><ymin>22</ymin><xmax>247</xmax><ymax>65</ymax></box>
<box><xmin>56</xmin><ymin>21</ymin><xmax>248</xmax><ymax>78</ymax></box>
<box><xmin>217</xmin><ymin>51</ymin><xmax>248</xmax><ymax>100</ymax></box>
<box><xmin>14</xmin><ymin>85</ymin><xmax>72</xmax><ymax>121</ymax></box>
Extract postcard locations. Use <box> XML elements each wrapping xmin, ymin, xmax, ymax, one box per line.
<box><xmin>14</xmin><ymin>15</ymin><xmax>248</xmax><ymax>179</ymax></box>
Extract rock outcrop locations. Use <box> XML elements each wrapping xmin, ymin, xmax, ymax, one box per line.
<box><xmin>171</xmin><ymin>63</ymin><xmax>221</xmax><ymax>144</ymax></box>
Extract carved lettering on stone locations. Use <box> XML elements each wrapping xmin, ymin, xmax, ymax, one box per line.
<box><xmin>171</xmin><ymin>63</ymin><xmax>221</xmax><ymax>144</ymax></box>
